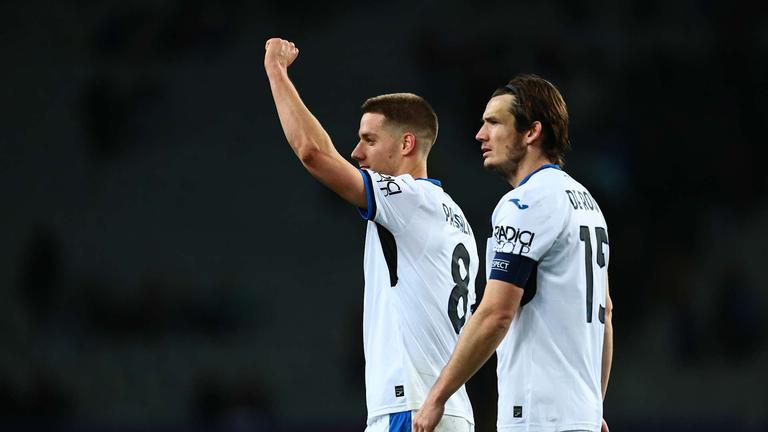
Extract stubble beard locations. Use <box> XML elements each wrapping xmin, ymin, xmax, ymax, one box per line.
<box><xmin>486</xmin><ymin>140</ymin><xmax>525</xmax><ymax>180</ymax></box>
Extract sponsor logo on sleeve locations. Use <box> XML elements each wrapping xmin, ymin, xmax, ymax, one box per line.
<box><xmin>375</xmin><ymin>173</ymin><xmax>402</xmax><ymax>197</ymax></box>
<box><xmin>493</xmin><ymin>225</ymin><xmax>535</xmax><ymax>255</ymax></box>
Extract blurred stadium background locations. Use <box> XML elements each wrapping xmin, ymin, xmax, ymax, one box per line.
<box><xmin>2</xmin><ymin>0</ymin><xmax>767</xmax><ymax>430</ymax></box>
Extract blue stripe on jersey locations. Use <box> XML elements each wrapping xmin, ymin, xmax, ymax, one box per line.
<box><xmin>516</xmin><ymin>163</ymin><xmax>561</xmax><ymax>187</ymax></box>
<box><xmin>357</xmin><ymin>169</ymin><xmax>377</xmax><ymax>221</ymax></box>
<box><xmin>489</xmin><ymin>252</ymin><xmax>537</xmax><ymax>287</ymax></box>
<box><xmin>388</xmin><ymin>411</ymin><xmax>412</xmax><ymax>432</ymax></box>
<box><xmin>415</xmin><ymin>177</ymin><xmax>442</xmax><ymax>187</ymax></box>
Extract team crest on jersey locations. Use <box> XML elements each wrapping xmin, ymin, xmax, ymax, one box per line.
<box><xmin>493</xmin><ymin>225</ymin><xmax>535</xmax><ymax>255</ymax></box>
<box><xmin>374</xmin><ymin>172</ymin><xmax>402</xmax><ymax>197</ymax></box>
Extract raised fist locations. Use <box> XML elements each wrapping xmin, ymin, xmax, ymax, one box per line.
<box><xmin>264</xmin><ymin>38</ymin><xmax>299</xmax><ymax>70</ymax></box>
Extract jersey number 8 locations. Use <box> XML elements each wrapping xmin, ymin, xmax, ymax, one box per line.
<box><xmin>448</xmin><ymin>243</ymin><xmax>470</xmax><ymax>334</ymax></box>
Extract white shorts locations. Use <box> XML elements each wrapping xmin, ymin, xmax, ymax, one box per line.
<box><xmin>365</xmin><ymin>410</ymin><xmax>474</xmax><ymax>432</ymax></box>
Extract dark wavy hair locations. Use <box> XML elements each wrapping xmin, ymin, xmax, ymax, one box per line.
<box><xmin>492</xmin><ymin>74</ymin><xmax>570</xmax><ymax>166</ymax></box>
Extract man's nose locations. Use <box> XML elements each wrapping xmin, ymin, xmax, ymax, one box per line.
<box><xmin>475</xmin><ymin>126</ymin><xmax>487</xmax><ymax>142</ymax></box>
<box><xmin>351</xmin><ymin>142</ymin><xmax>364</xmax><ymax>161</ymax></box>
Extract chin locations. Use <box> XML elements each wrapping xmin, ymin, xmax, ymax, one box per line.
<box><xmin>485</xmin><ymin>159</ymin><xmax>516</xmax><ymax>178</ymax></box>
<box><xmin>483</xmin><ymin>158</ymin><xmax>497</xmax><ymax>171</ymax></box>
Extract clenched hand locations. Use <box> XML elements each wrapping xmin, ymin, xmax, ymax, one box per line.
<box><xmin>264</xmin><ymin>38</ymin><xmax>299</xmax><ymax>71</ymax></box>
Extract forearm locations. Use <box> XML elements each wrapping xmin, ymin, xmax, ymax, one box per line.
<box><xmin>263</xmin><ymin>39</ymin><xmax>365</xmax><ymax>208</ymax></box>
<box><xmin>601</xmin><ymin>313</ymin><xmax>613</xmax><ymax>399</ymax></box>
<box><xmin>265</xmin><ymin>65</ymin><xmax>337</xmax><ymax>162</ymax></box>
<box><xmin>427</xmin><ymin>308</ymin><xmax>510</xmax><ymax>404</ymax></box>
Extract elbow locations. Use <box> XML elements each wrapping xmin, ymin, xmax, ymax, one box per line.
<box><xmin>482</xmin><ymin>309</ymin><xmax>514</xmax><ymax>334</ymax></box>
<box><xmin>297</xmin><ymin>144</ymin><xmax>320</xmax><ymax>166</ymax></box>
<box><xmin>603</xmin><ymin>303</ymin><xmax>613</xmax><ymax>324</ymax></box>
<box><xmin>493</xmin><ymin>312</ymin><xmax>514</xmax><ymax>332</ymax></box>
<box><xmin>474</xmin><ymin>300</ymin><xmax>516</xmax><ymax>335</ymax></box>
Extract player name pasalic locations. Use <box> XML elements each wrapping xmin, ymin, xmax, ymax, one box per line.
<box><xmin>442</xmin><ymin>203</ymin><xmax>471</xmax><ymax>235</ymax></box>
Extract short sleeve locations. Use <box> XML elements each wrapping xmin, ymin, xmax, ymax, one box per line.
<box><xmin>356</xmin><ymin>169</ymin><xmax>424</xmax><ymax>234</ymax></box>
<box><xmin>488</xmin><ymin>188</ymin><xmax>566</xmax><ymax>285</ymax></box>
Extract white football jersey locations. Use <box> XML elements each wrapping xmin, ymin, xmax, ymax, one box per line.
<box><xmin>485</xmin><ymin>164</ymin><xmax>608</xmax><ymax>432</ymax></box>
<box><xmin>358</xmin><ymin>169</ymin><xmax>478</xmax><ymax>425</ymax></box>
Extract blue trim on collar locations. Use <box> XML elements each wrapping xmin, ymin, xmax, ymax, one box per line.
<box><xmin>517</xmin><ymin>164</ymin><xmax>561</xmax><ymax>187</ymax></box>
<box><xmin>416</xmin><ymin>177</ymin><xmax>442</xmax><ymax>187</ymax></box>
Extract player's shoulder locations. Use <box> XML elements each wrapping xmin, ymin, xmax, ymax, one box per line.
<box><xmin>558</xmin><ymin>173</ymin><xmax>605</xmax><ymax>216</ymax></box>
<box><xmin>521</xmin><ymin>165</ymin><xmax>571</xmax><ymax>191</ymax></box>
<box><xmin>562</xmin><ymin>173</ymin><xmax>595</xmax><ymax>197</ymax></box>
<box><xmin>364</xmin><ymin>169</ymin><xmax>416</xmax><ymax>185</ymax></box>
<box><xmin>498</xmin><ymin>168</ymin><xmax>570</xmax><ymax>214</ymax></box>
<box><xmin>363</xmin><ymin>169</ymin><xmax>426</xmax><ymax>197</ymax></box>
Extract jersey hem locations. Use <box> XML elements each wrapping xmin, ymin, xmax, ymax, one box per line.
<box><xmin>367</xmin><ymin>404</ymin><xmax>474</xmax><ymax>425</ymax></box>
<box><xmin>497</xmin><ymin>422</ymin><xmax>600</xmax><ymax>432</ymax></box>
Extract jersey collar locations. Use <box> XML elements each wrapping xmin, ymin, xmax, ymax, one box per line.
<box><xmin>516</xmin><ymin>164</ymin><xmax>561</xmax><ymax>188</ymax></box>
<box><xmin>416</xmin><ymin>177</ymin><xmax>442</xmax><ymax>187</ymax></box>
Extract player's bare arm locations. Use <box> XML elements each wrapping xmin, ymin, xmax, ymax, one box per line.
<box><xmin>602</xmin><ymin>274</ymin><xmax>613</xmax><ymax>398</ymax></box>
<box><xmin>264</xmin><ymin>38</ymin><xmax>366</xmax><ymax>208</ymax></box>
<box><xmin>601</xmin><ymin>275</ymin><xmax>613</xmax><ymax>432</ymax></box>
<box><xmin>413</xmin><ymin>279</ymin><xmax>524</xmax><ymax>432</ymax></box>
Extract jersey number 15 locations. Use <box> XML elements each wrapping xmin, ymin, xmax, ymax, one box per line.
<box><xmin>579</xmin><ymin>225</ymin><xmax>608</xmax><ymax>324</ymax></box>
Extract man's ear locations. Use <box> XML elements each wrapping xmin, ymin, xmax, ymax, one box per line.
<box><xmin>524</xmin><ymin>121</ymin><xmax>543</xmax><ymax>146</ymax></box>
<box><xmin>401</xmin><ymin>132</ymin><xmax>418</xmax><ymax>156</ymax></box>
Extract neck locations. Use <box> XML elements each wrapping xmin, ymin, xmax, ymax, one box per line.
<box><xmin>398</xmin><ymin>160</ymin><xmax>428</xmax><ymax>179</ymax></box>
<box><xmin>508</xmin><ymin>155</ymin><xmax>553</xmax><ymax>188</ymax></box>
